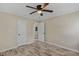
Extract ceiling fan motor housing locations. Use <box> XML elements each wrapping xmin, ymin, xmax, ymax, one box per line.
<box><xmin>37</xmin><ymin>5</ymin><xmax>42</xmax><ymax>10</ymax></box>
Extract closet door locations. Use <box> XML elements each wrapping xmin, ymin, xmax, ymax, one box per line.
<box><xmin>17</xmin><ymin>19</ymin><xmax>27</xmax><ymax>46</ymax></box>
<box><xmin>38</xmin><ymin>22</ymin><xmax>45</xmax><ymax>42</ymax></box>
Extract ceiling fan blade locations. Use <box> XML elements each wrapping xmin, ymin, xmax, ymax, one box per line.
<box><xmin>42</xmin><ymin>9</ymin><xmax>53</xmax><ymax>12</ymax></box>
<box><xmin>42</xmin><ymin>3</ymin><xmax>49</xmax><ymax>9</ymax></box>
<box><xmin>30</xmin><ymin>11</ymin><xmax>37</xmax><ymax>14</ymax></box>
<box><xmin>26</xmin><ymin>6</ymin><xmax>37</xmax><ymax>9</ymax></box>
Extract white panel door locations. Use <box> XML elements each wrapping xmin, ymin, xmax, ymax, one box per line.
<box><xmin>17</xmin><ymin>19</ymin><xmax>27</xmax><ymax>46</ymax></box>
<box><xmin>38</xmin><ymin>22</ymin><xmax>45</xmax><ymax>42</ymax></box>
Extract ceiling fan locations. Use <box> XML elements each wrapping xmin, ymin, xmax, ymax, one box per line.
<box><xmin>26</xmin><ymin>3</ymin><xmax>53</xmax><ymax>16</ymax></box>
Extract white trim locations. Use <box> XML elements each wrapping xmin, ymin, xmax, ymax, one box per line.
<box><xmin>45</xmin><ymin>41</ymin><xmax>79</xmax><ymax>53</ymax></box>
<box><xmin>0</xmin><ymin>41</ymin><xmax>34</xmax><ymax>52</ymax></box>
<box><xmin>0</xmin><ymin>46</ymin><xmax>18</xmax><ymax>52</ymax></box>
<box><xmin>17</xmin><ymin>41</ymin><xmax>34</xmax><ymax>46</ymax></box>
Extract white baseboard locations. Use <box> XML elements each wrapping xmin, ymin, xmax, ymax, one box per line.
<box><xmin>45</xmin><ymin>41</ymin><xmax>79</xmax><ymax>53</ymax></box>
<box><xmin>0</xmin><ymin>41</ymin><xmax>34</xmax><ymax>52</ymax></box>
<box><xmin>17</xmin><ymin>41</ymin><xmax>34</xmax><ymax>46</ymax></box>
<box><xmin>0</xmin><ymin>46</ymin><xmax>18</xmax><ymax>52</ymax></box>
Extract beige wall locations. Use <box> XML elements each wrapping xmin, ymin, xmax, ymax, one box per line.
<box><xmin>0</xmin><ymin>12</ymin><xmax>35</xmax><ymax>51</ymax></box>
<box><xmin>45</xmin><ymin>11</ymin><xmax>79</xmax><ymax>51</ymax></box>
<box><xmin>0</xmin><ymin>12</ymin><xmax>17</xmax><ymax>50</ymax></box>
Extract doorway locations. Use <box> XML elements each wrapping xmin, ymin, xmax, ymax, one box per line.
<box><xmin>34</xmin><ymin>22</ymin><xmax>45</xmax><ymax>42</ymax></box>
<box><xmin>16</xmin><ymin>19</ymin><xmax>27</xmax><ymax>46</ymax></box>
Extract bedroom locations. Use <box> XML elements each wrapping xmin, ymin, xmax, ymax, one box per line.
<box><xmin>0</xmin><ymin>3</ymin><xmax>79</xmax><ymax>56</ymax></box>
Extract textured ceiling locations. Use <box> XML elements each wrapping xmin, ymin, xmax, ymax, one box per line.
<box><xmin>0</xmin><ymin>3</ymin><xmax>79</xmax><ymax>21</ymax></box>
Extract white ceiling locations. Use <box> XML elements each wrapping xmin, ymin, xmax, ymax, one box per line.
<box><xmin>0</xmin><ymin>3</ymin><xmax>79</xmax><ymax>21</ymax></box>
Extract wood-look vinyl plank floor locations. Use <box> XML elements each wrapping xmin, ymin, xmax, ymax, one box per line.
<box><xmin>0</xmin><ymin>41</ymin><xmax>79</xmax><ymax>56</ymax></box>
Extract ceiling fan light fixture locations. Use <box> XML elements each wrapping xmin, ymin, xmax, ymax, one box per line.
<box><xmin>37</xmin><ymin>10</ymin><xmax>42</xmax><ymax>14</ymax></box>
